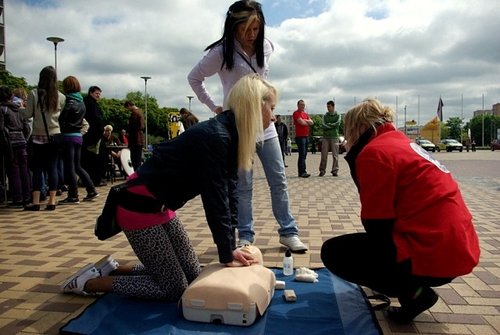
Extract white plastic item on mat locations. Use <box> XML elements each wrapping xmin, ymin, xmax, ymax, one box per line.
<box><xmin>182</xmin><ymin>263</ymin><xmax>276</xmax><ymax>326</ymax></box>
<box><xmin>295</xmin><ymin>267</ymin><xmax>319</xmax><ymax>283</ymax></box>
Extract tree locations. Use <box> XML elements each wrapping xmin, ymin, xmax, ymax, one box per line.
<box><xmin>99</xmin><ymin>93</ymin><xmax>181</xmax><ymax>144</ymax></box>
<box><xmin>469</xmin><ymin>114</ymin><xmax>500</xmax><ymax>146</ymax></box>
<box><xmin>0</xmin><ymin>71</ymin><xmax>32</xmax><ymax>91</ymax></box>
<box><xmin>3</xmin><ymin>70</ymin><xmax>184</xmax><ymax>144</ymax></box>
<box><xmin>310</xmin><ymin>114</ymin><xmax>323</xmax><ymax>136</ymax></box>
<box><xmin>444</xmin><ymin>117</ymin><xmax>463</xmax><ymax>140</ymax></box>
<box><xmin>99</xmin><ymin>97</ymin><xmax>130</xmax><ymax>133</ymax></box>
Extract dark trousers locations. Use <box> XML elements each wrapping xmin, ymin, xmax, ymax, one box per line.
<box><xmin>278</xmin><ymin>139</ymin><xmax>286</xmax><ymax>164</ymax></box>
<box><xmin>62</xmin><ymin>141</ymin><xmax>95</xmax><ymax>198</ymax></box>
<box><xmin>129</xmin><ymin>144</ymin><xmax>143</xmax><ymax>171</ymax></box>
<box><xmin>31</xmin><ymin>143</ymin><xmax>59</xmax><ymax>191</ymax></box>
<box><xmin>295</xmin><ymin>136</ymin><xmax>308</xmax><ymax>175</ymax></box>
<box><xmin>6</xmin><ymin>145</ymin><xmax>31</xmax><ymax>202</ymax></box>
<box><xmin>321</xmin><ymin>233</ymin><xmax>453</xmax><ymax>299</ymax></box>
<box><xmin>81</xmin><ymin>148</ymin><xmax>102</xmax><ymax>185</ymax></box>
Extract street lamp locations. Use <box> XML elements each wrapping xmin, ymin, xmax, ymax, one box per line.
<box><xmin>404</xmin><ymin>105</ymin><xmax>407</xmax><ymax>136</ymax></box>
<box><xmin>140</xmin><ymin>76</ymin><xmax>151</xmax><ymax>150</ymax></box>
<box><xmin>46</xmin><ymin>36</ymin><xmax>64</xmax><ymax>74</ymax></box>
<box><xmin>186</xmin><ymin>95</ymin><xmax>194</xmax><ymax>111</ymax></box>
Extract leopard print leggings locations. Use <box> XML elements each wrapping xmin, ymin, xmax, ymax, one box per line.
<box><xmin>112</xmin><ymin>216</ymin><xmax>201</xmax><ymax>300</ymax></box>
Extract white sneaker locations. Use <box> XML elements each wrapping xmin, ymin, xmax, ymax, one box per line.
<box><xmin>279</xmin><ymin>235</ymin><xmax>308</xmax><ymax>253</ymax></box>
<box><xmin>61</xmin><ymin>264</ymin><xmax>100</xmax><ymax>295</ymax></box>
<box><xmin>95</xmin><ymin>255</ymin><xmax>119</xmax><ymax>276</ymax></box>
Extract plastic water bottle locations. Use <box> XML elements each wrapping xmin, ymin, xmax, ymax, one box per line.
<box><xmin>283</xmin><ymin>249</ymin><xmax>294</xmax><ymax>276</ymax></box>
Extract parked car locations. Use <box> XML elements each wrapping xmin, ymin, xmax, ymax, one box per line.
<box><xmin>415</xmin><ymin>139</ymin><xmax>437</xmax><ymax>152</ymax></box>
<box><xmin>438</xmin><ymin>139</ymin><xmax>463</xmax><ymax>152</ymax></box>
<box><xmin>491</xmin><ymin>139</ymin><xmax>500</xmax><ymax>151</ymax></box>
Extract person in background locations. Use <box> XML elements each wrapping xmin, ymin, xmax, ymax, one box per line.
<box><xmin>22</xmin><ymin>66</ymin><xmax>65</xmax><ymax>211</ymax></box>
<box><xmin>0</xmin><ymin>86</ymin><xmax>31</xmax><ymax>207</ymax></box>
<box><xmin>293</xmin><ymin>99</ymin><xmax>313</xmax><ymax>178</ymax></box>
<box><xmin>82</xmin><ymin>86</ymin><xmax>105</xmax><ymax>187</ymax></box>
<box><xmin>60</xmin><ymin>74</ymin><xmax>273</xmax><ymax>299</ymax></box>
<box><xmin>319</xmin><ymin>100</ymin><xmax>341</xmax><ymax>177</ymax></box>
<box><xmin>118</xmin><ymin>129</ymin><xmax>128</xmax><ymax>146</ymax></box>
<box><xmin>188</xmin><ymin>0</ymin><xmax>306</xmax><ymax>252</ymax></box>
<box><xmin>12</xmin><ymin>88</ymin><xmax>31</xmax><ymax>138</ymax></box>
<box><xmin>58</xmin><ymin>76</ymin><xmax>99</xmax><ymax>205</ymax></box>
<box><xmin>168</xmin><ymin>114</ymin><xmax>185</xmax><ymax>139</ymax></box>
<box><xmin>321</xmin><ymin>98</ymin><xmax>480</xmax><ymax>324</ymax></box>
<box><xmin>310</xmin><ymin>137</ymin><xmax>317</xmax><ymax>154</ymax></box>
<box><xmin>102</xmin><ymin>124</ymin><xmax>122</xmax><ymax>174</ymax></box>
<box><xmin>125</xmin><ymin>101</ymin><xmax>145</xmax><ymax>171</ymax></box>
<box><xmin>102</xmin><ymin>125</ymin><xmax>121</xmax><ymax>148</ymax></box>
<box><xmin>274</xmin><ymin>115</ymin><xmax>288</xmax><ymax>167</ymax></box>
<box><xmin>179</xmin><ymin>108</ymin><xmax>199</xmax><ymax>130</ymax></box>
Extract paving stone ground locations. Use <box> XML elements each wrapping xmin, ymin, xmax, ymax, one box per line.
<box><xmin>0</xmin><ymin>150</ymin><xmax>499</xmax><ymax>334</ymax></box>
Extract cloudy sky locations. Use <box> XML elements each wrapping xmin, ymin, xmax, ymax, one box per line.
<box><xmin>3</xmin><ymin>0</ymin><xmax>499</xmax><ymax>126</ymax></box>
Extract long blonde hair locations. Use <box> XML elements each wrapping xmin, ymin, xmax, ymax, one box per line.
<box><xmin>226</xmin><ymin>74</ymin><xmax>277</xmax><ymax>171</ymax></box>
<box><xmin>344</xmin><ymin>98</ymin><xmax>394</xmax><ymax>150</ymax></box>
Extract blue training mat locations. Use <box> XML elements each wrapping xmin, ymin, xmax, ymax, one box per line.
<box><xmin>60</xmin><ymin>268</ymin><xmax>382</xmax><ymax>335</ymax></box>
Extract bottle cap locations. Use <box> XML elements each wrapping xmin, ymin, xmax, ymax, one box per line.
<box><xmin>285</xmin><ymin>249</ymin><xmax>291</xmax><ymax>257</ymax></box>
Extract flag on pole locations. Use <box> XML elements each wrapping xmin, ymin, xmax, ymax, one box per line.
<box><xmin>436</xmin><ymin>98</ymin><xmax>444</xmax><ymax>121</ymax></box>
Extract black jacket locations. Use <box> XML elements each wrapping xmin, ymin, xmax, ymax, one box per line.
<box><xmin>136</xmin><ymin>111</ymin><xmax>239</xmax><ymax>263</ymax></box>
<box><xmin>83</xmin><ymin>95</ymin><xmax>103</xmax><ymax>147</ymax></box>
<box><xmin>59</xmin><ymin>95</ymin><xmax>86</xmax><ymax>134</ymax></box>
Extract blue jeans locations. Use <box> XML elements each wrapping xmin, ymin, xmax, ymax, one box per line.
<box><xmin>295</xmin><ymin>136</ymin><xmax>309</xmax><ymax>175</ymax></box>
<box><xmin>237</xmin><ymin>137</ymin><xmax>299</xmax><ymax>242</ymax></box>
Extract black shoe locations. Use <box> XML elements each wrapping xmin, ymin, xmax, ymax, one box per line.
<box><xmin>59</xmin><ymin>197</ymin><xmax>80</xmax><ymax>205</ymax></box>
<box><xmin>8</xmin><ymin>201</ymin><xmax>24</xmax><ymax>208</ymax></box>
<box><xmin>83</xmin><ymin>192</ymin><xmax>99</xmax><ymax>201</ymax></box>
<box><xmin>319</xmin><ymin>171</ymin><xmax>325</xmax><ymax>177</ymax></box>
<box><xmin>24</xmin><ymin>204</ymin><xmax>40</xmax><ymax>211</ymax></box>
<box><xmin>299</xmin><ymin>173</ymin><xmax>311</xmax><ymax>178</ymax></box>
<box><xmin>332</xmin><ymin>172</ymin><xmax>338</xmax><ymax>177</ymax></box>
<box><xmin>45</xmin><ymin>204</ymin><xmax>56</xmax><ymax>211</ymax></box>
<box><xmin>386</xmin><ymin>287</ymin><xmax>438</xmax><ymax>324</ymax></box>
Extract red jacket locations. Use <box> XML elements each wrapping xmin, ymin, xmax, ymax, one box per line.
<box><xmin>355</xmin><ymin>124</ymin><xmax>479</xmax><ymax>277</ymax></box>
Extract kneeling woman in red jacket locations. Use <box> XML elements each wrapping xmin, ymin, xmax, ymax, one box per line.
<box><xmin>321</xmin><ymin>98</ymin><xmax>480</xmax><ymax>323</ymax></box>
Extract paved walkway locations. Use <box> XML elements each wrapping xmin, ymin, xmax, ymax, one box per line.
<box><xmin>0</xmin><ymin>150</ymin><xmax>499</xmax><ymax>334</ymax></box>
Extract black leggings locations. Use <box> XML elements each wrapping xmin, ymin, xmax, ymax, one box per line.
<box><xmin>321</xmin><ymin>233</ymin><xmax>453</xmax><ymax>299</ymax></box>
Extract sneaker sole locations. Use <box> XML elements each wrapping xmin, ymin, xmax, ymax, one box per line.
<box><xmin>60</xmin><ymin>263</ymin><xmax>95</xmax><ymax>293</ymax></box>
<box><xmin>280</xmin><ymin>243</ymin><xmax>308</xmax><ymax>253</ymax></box>
<box><xmin>83</xmin><ymin>194</ymin><xmax>100</xmax><ymax>202</ymax></box>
